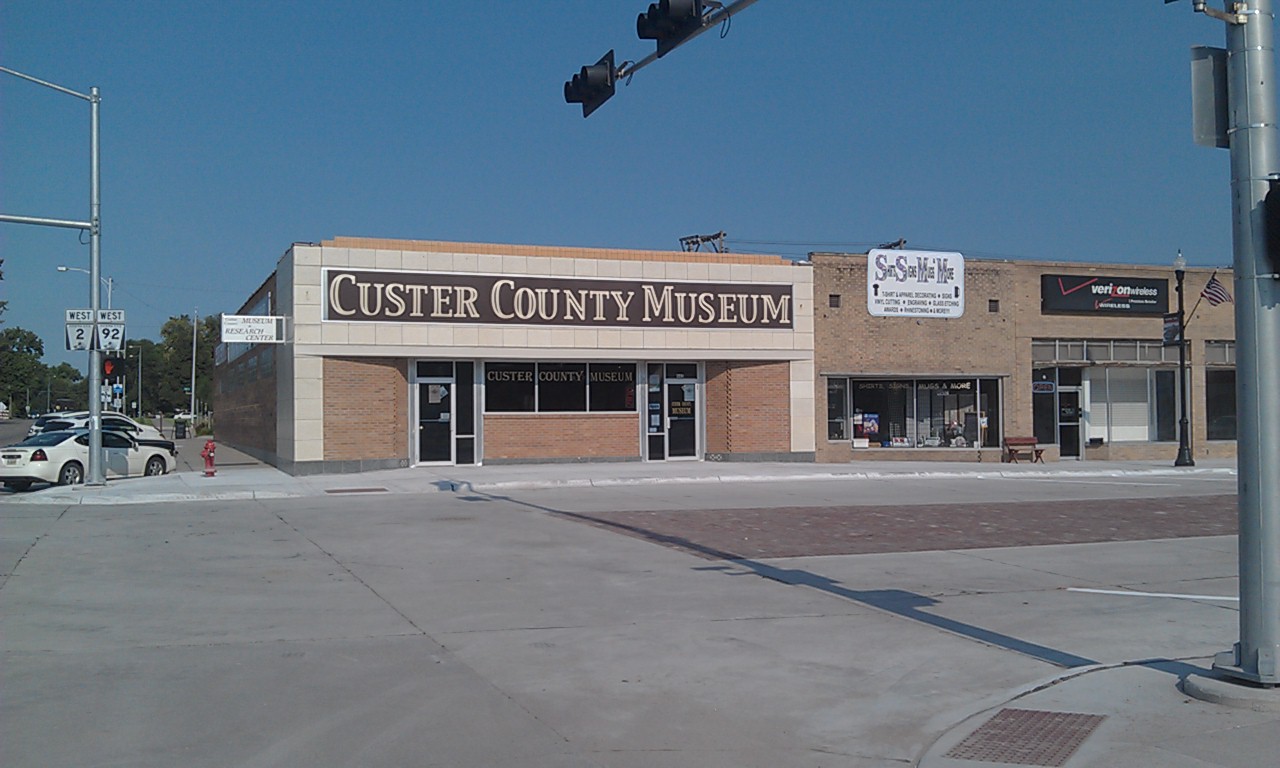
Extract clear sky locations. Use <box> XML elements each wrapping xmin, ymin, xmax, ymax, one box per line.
<box><xmin>0</xmin><ymin>1</ymin><xmax>1246</xmax><ymax>368</ymax></box>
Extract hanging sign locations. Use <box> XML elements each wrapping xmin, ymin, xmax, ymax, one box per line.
<box><xmin>866</xmin><ymin>250</ymin><xmax>965</xmax><ymax>318</ymax></box>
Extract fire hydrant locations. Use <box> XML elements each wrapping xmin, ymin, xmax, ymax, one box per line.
<box><xmin>200</xmin><ymin>439</ymin><xmax>217</xmax><ymax>477</ymax></box>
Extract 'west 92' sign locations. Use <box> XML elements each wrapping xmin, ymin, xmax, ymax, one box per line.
<box><xmin>866</xmin><ymin>249</ymin><xmax>965</xmax><ymax>318</ymax></box>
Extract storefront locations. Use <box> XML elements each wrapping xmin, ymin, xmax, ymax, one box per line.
<box><xmin>813</xmin><ymin>251</ymin><xmax>1237</xmax><ymax>462</ymax></box>
<box><xmin>215</xmin><ymin>238</ymin><xmax>816</xmax><ymax>474</ymax></box>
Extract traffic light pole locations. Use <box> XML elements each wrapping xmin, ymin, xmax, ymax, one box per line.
<box><xmin>0</xmin><ymin>67</ymin><xmax>105</xmax><ymax>485</ymax></box>
<box><xmin>618</xmin><ymin>0</ymin><xmax>762</xmax><ymax>79</ymax></box>
<box><xmin>1203</xmin><ymin>0</ymin><xmax>1280</xmax><ymax>687</ymax></box>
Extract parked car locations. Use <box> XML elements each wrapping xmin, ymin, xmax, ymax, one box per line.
<box><xmin>0</xmin><ymin>429</ymin><xmax>176</xmax><ymax>491</ymax></box>
<box><xmin>30</xmin><ymin>412</ymin><xmax>164</xmax><ymax>441</ymax></box>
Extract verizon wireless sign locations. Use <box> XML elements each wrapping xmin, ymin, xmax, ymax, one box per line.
<box><xmin>1041</xmin><ymin>275</ymin><xmax>1168</xmax><ymax>316</ymax></box>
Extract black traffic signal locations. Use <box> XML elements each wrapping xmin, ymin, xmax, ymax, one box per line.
<box><xmin>102</xmin><ymin>356</ymin><xmax>125</xmax><ymax>379</ymax></box>
<box><xmin>564</xmin><ymin>50</ymin><xmax>617</xmax><ymax>118</ymax></box>
<box><xmin>637</xmin><ymin>0</ymin><xmax>704</xmax><ymax>58</ymax></box>
<box><xmin>1266</xmin><ymin>179</ymin><xmax>1280</xmax><ymax>280</ymax></box>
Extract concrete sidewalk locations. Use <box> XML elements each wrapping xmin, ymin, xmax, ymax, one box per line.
<box><xmin>0</xmin><ymin>434</ymin><xmax>1240</xmax><ymax>505</ymax></box>
<box><xmin>2</xmin><ymin>446</ymin><xmax>1276</xmax><ymax>766</ymax></box>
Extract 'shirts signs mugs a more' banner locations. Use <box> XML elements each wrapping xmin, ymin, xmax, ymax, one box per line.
<box><xmin>324</xmin><ymin>269</ymin><xmax>794</xmax><ymax>329</ymax></box>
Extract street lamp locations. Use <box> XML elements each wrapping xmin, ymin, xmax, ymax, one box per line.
<box><xmin>1173</xmin><ymin>251</ymin><xmax>1195</xmax><ymax>467</ymax></box>
<box><xmin>0</xmin><ymin>65</ymin><xmax>105</xmax><ymax>486</ymax></box>
<box><xmin>56</xmin><ymin>265</ymin><xmax>112</xmax><ymax>309</ymax></box>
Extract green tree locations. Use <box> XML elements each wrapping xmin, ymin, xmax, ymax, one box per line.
<box><xmin>153</xmin><ymin>314</ymin><xmax>219</xmax><ymax>414</ymax></box>
<box><xmin>0</xmin><ymin>327</ymin><xmax>45</xmax><ymax>416</ymax></box>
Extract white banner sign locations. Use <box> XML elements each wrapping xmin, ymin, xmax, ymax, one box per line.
<box><xmin>222</xmin><ymin>314</ymin><xmax>286</xmax><ymax>343</ymax></box>
<box><xmin>867</xmin><ymin>249</ymin><xmax>965</xmax><ymax>318</ymax></box>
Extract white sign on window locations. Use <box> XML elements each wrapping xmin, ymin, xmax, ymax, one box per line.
<box><xmin>866</xmin><ymin>249</ymin><xmax>965</xmax><ymax>318</ymax></box>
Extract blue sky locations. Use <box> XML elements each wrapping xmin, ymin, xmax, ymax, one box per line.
<box><xmin>0</xmin><ymin>1</ymin><xmax>1244</xmax><ymax>368</ymax></box>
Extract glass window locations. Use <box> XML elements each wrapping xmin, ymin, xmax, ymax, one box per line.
<box><xmin>1205</xmin><ymin>341</ymin><xmax>1235</xmax><ymax>365</ymax></box>
<box><xmin>1086</xmin><ymin>341</ymin><xmax>1112</xmax><ymax>362</ymax></box>
<box><xmin>827</xmin><ymin>378</ymin><xmax>848</xmax><ymax>440</ymax></box>
<box><xmin>1112</xmin><ymin>341</ymin><xmax>1138</xmax><ymax>361</ymax></box>
<box><xmin>1206</xmin><ymin>369</ymin><xmax>1236</xmax><ymax>440</ymax></box>
<box><xmin>455</xmin><ymin>362</ymin><xmax>475</xmax><ymax>436</ymax></box>
<box><xmin>1032</xmin><ymin>341</ymin><xmax>1056</xmax><ymax>362</ymax></box>
<box><xmin>417</xmin><ymin>361</ymin><xmax>453</xmax><ymax>378</ymax></box>
<box><xmin>851</xmin><ymin>380</ymin><xmax>912</xmax><ymax>446</ymax></box>
<box><xmin>589</xmin><ymin>363</ymin><xmax>636</xmax><ymax>412</ymax></box>
<box><xmin>537</xmin><ymin>363</ymin><xmax>587</xmax><ymax>411</ymax></box>
<box><xmin>1155</xmin><ymin>369</ymin><xmax>1176</xmax><ymax>441</ymax></box>
<box><xmin>666</xmin><ymin>363</ymin><xmax>698</xmax><ymax>379</ymax></box>
<box><xmin>485</xmin><ymin>363</ymin><xmax>535</xmax><ymax>412</ymax></box>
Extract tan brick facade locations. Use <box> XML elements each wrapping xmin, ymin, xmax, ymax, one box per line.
<box><xmin>705</xmin><ymin>361</ymin><xmax>792</xmax><ymax>456</ymax></box>
<box><xmin>484</xmin><ymin>414</ymin><xmax>638</xmax><ymax>461</ymax></box>
<box><xmin>814</xmin><ymin>253</ymin><xmax>1238</xmax><ymax>463</ymax></box>
<box><xmin>322</xmin><ymin>357</ymin><xmax>409</xmax><ymax>463</ymax></box>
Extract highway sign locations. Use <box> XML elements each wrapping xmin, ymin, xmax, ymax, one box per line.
<box><xmin>66</xmin><ymin>308</ymin><xmax>93</xmax><ymax>323</ymax></box>
<box><xmin>96</xmin><ymin>324</ymin><xmax>125</xmax><ymax>351</ymax></box>
<box><xmin>66</xmin><ymin>324</ymin><xmax>93</xmax><ymax>350</ymax></box>
<box><xmin>97</xmin><ymin>309</ymin><xmax>126</xmax><ymax>323</ymax></box>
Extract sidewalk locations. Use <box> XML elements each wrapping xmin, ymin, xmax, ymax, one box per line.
<box><xmin>0</xmin><ymin>435</ymin><xmax>1240</xmax><ymax>505</ymax></box>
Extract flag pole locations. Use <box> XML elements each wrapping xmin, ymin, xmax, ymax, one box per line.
<box><xmin>1183</xmin><ymin>270</ymin><xmax>1213</xmax><ymax>332</ymax></box>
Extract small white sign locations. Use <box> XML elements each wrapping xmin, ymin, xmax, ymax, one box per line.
<box><xmin>221</xmin><ymin>314</ymin><xmax>286</xmax><ymax>343</ymax></box>
<box><xmin>97</xmin><ymin>309</ymin><xmax>126</xmax><ymax>323</ymax></box>
<box><xmin>66</xmin><ymin>324</ymin><xmax>94</xmax><ymax>350</ymax></box>
<box><xmin>867</xmin><ymin>249</ymin><xmax>965</xmax><ymax>319</ymax></box>
<box><xmin>66</xmin><ymin>308</ymin><xmax>94</xmax><ymax>323</ymax></box>
<box><xmin>96</xmin><ymin>324</ymin><xmax>126</xmax><ymax>351</ymax></box>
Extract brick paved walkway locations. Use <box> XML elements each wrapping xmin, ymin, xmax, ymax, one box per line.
<box><xmin>556</xmin><ymin>494</ymin><xmax>1238</xmax><ymax>560</ymax></box>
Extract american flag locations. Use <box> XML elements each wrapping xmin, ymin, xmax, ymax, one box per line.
<box><xmin>1201</xmin><ymin>274</ymin><xmax>1233</xmax><ymax>306</ymax></box>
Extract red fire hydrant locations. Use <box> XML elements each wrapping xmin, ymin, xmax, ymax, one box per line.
<box><xmin>201</xmin><ymin>439</ymin><xmax>217</xmax><ymax>477</ymax></box>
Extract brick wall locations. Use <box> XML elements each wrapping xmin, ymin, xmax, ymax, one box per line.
<box><xmin>213</xmin><ymin>361</ymin><xmax>276</xmax><ymax>458</ymax></box>
<box><xmin>484</xmin><ymin>414</ymin><xmax>638</xmax><ymax>461</ymax></box>
<box><xmin>322</xmin><ymin>357</ymin><xmax>409</xmax><ymax>461</ymax></box>
<box><xmin>705</xmin><ymin>361</ymin><xmax>792</xmax><ymax>455</ymax></box>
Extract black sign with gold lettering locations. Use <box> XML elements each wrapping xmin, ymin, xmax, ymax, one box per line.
<box><xmin>324</xmin><ymin>269</ymin><xmax>793</xmax><ymax>329</ymax></box>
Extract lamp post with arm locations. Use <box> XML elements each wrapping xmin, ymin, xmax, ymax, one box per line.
<box><xmin>56</xmin><ymin>265</ymin><xmax>112</xmax><ymax>309</ymax></box>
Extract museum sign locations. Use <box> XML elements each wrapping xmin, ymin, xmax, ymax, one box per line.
<box><xmin>324</xmin><ymin>269</ymin><xmax>793</xmax><ymax>329</ymax></box>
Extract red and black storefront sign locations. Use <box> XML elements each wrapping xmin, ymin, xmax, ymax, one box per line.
<box><xmin>1040</xmin><ymin>274</ymin><xmax>1168</xmax><ymax>315</ymax></box>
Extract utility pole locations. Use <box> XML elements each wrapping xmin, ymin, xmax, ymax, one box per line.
<box><xmin>1187</xmin><ymin>0</ymin><xmax>1280</xmax><ymax>687</ymax></box>
<box><xmin>190</xmin><ymin>309</ymin><xmax>198</xmax><ymax>417</ymax></box>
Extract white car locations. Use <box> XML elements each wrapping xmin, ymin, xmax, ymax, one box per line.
<box><xmin>0</xmin><ymin>429</ymin><xmax>177</xmax><ymax>492</ymax></box>
<box><xmin>34</xmin><ymin>412</ymin><xmax>164</xmax><ymax>441</ymax></box>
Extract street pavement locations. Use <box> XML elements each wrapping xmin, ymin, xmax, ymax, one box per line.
<box><xmin>2</xmin><ymin>431</ymin><xmax>1277</xmax><ymax>766</ymax></box>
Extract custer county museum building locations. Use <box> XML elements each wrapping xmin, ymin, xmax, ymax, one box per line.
<box><xmin>214</xmin><ymin>237</ymin><xmax>1237</xmax><ymax>473</ymax></box>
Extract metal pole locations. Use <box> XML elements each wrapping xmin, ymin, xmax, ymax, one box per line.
<box><xmin>1211</xmin><ymin>0</ymin><xmax>1280</xmax><ymax>687</ymax></box>
<box><xmin>190</xmin><ymin>309</ymin><xmax>198</xmax><ymax>417</ymax></box>
<box><xmin>86</xmin><ymin>86</ymin><xmax>104</xmax><ymax>485</ymax></box>
<box><xmin>1175</xmin><ymin>263</ymin><xmax>1195</xmax><ymax>466</ymax></box>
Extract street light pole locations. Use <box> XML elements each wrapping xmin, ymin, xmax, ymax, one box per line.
<box><xmin>56</xmin><ymin>265</ymin><xmax>113</xmax><ymax>309</ymax></box>
<box><xmin>1174</xmin><ymin>252</ymin><xmax>1195</xmax><ymax>467</ymax></box>
<box><xmin>0</xmin><ymin>66</ymin><xmax>105</xmax><ymax>486</ymax></box>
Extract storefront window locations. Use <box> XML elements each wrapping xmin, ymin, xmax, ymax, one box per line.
<box><xmin>1206</xmin><ymin>369</ymin><xmax>1236</xmax><ymax>440</ymax></box>
<box><xmin>486</xmin><ymin>361</ymin><xmax>638</xmax><ymax>413</ymax></box>
<box><xmin>840</xmin><ymin>378</ymin><xmax>1001</xmax><ymax>448</ymax></box>
<box><xmin>588</xmin><ymin>363</ymin><xmax>636</xmax><ymax>411</ymax></box>
<box><xmin>827</xmin><ymin>379</ymin><xmax>848</xmax><ymax>440</ymax></box>
<box><xmin>485</xmin><ymin>363</ymin><xmax>536</xmax><ymax>412</ymax></box>
<box><xmin>538</xmin><ymin>363</ymin><xmax>587</xmax><ymax>411</ymax></box>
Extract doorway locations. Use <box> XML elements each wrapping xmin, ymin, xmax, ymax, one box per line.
<box><xmin>645</xmin><ymin>363</ymin><xmax>701</xmax><ymax>461</ymax></box>
<box><xmin>1058</xmin><ymin>387</ymin><xmax>1082</xmax><ymax>459</ymax></box>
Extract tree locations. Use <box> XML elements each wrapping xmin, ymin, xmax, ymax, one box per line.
<box><xmin>0</xmin><ymin>327</ymin><xmax>45</xmax><ymax>416</ymax></box>
<box><xmin>152</xmin><ymin>314</ymin><xmax>220</xmax><ymax>414</ymax></box>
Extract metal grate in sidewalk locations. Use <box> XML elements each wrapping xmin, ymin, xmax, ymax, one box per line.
<box><xmin>942</xmin><ymin>708</ymin><xmax>1106</xmax><ymax>766</ymax></box>
<box><xmin>324</xmin><ymin>487</ymin><xmax>388</xmax><ymax>494</ymax></box>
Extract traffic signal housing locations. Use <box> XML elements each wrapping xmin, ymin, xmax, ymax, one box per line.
<box><xmin>637</xmin><ymin>0</ymin><xmax>704</xmax><ymax>58</ymax></box>
<box><xmin>564</xmin><ymin>50</ymin><xmax>617</xmax><ymax>118</ymax></box>
<box><xmin>102</xmin><ymin>356</ymin><xmax>125</xmax><ymax>379</ymax></box>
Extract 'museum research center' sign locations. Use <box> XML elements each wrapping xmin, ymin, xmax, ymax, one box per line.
<box><xmin>324</xmin><ymin>269</ymin><xmax>793</xmax><ymax>329</ymax></box>
<box><xmin>866</xmin><ymin>249</ymin><xmax>966</xmax><ymax>318</ymax></box>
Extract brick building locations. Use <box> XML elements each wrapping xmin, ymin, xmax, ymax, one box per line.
<box><xmin>214</xmin><ymin>237</ymin><xmax>816</xmax><ymax>473</ymax></box>
<box><xmin>814</xmin><ymin>251</ymin><xmax>1237</xmax><ymax>463</ymax></box>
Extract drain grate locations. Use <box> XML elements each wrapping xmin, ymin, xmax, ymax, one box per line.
<box><xmin>324</xmin><ymin>487</ymin><xmax>388</xmax><ymax>494</ymax></box>
<box><xmin>943</xmin><ymin>708</ymin><xmax>1106</xmax><ymax>766</ymax></box>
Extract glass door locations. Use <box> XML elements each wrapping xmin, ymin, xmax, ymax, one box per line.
<box><xmin>666</xmin><ymin>381</ymin><xmax>698</xmax><ymax>458</ymax></box>
<box><xmin>1058</xmin><ymin>388</ymin><xmax>1082</xmax><ymax>458</ymax></box>
<box><xmin>417</xmin><ymin>379</ymin><xmax>453</xmax><ymax>464</ymax></box>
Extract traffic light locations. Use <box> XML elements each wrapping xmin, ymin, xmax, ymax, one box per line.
<box><xmin>1265</xmin><ymin>179</ymin><xmax>1280</xmax><ymax>279</ymax></box>
<box><xmin>564</xmin><ymin>50</ymin><xmax>617</xmax><ymax>118</ymax></box>
<box><xmin>102</xmin><ymin>356</ymin><xmax>125</xmax><ymax>379</ymax></box>
<box><xmin>637</xmin><ymin>0</ymin><xmax>704</xmax><ymax>58</ymax></box>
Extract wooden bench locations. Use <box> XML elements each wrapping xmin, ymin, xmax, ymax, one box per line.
<box><xmin>1002</xmin><ymin>436</ymin><xmax>1044</xmax><ymax>464</ymax></box>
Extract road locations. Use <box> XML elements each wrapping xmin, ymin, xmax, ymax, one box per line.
<box><xmin>0</xmin><ymin>449</ymin><xmax>1250</xmax><ymax>767</ymax></box>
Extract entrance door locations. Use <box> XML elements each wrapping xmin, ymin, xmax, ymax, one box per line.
<box><xmin>666</xmin><ymin>381</ymin><xmax>698</xmax><ymax>458</ymax></box>
<box><xmin>417</xmin><ymin>380</ymin><xmax>453</xmax><ymax>464</ymax></box>
<box><xmin>1058</xmin><ymin>388</ymin><xmax>1082</xmax><ymax>459</ymax></box>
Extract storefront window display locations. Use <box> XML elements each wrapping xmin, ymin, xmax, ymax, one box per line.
<box><xmin>828</xmin><ymin>377</ymin><xmax>1001</xmax><ymax>448</ymax></box>
<box><xmin>485</xmin><ymin>362</ymin><xmax>637</xmax><ymax>413</ymax></box>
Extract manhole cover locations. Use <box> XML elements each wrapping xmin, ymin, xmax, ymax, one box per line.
<box><xmin>943</xmin><ymin>708</ymin><xmax>1106</xmax><ymax>766</ymax></box>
